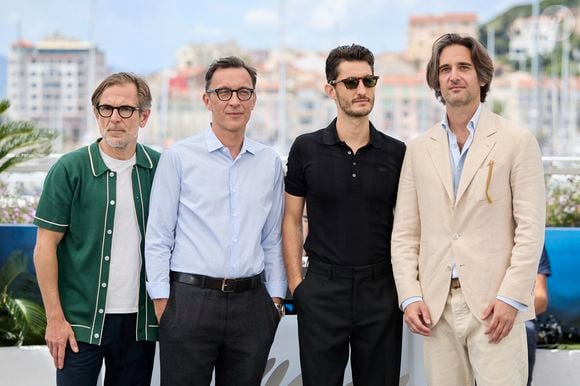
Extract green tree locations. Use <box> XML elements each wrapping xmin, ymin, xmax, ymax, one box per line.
<box><xmin>0</xmin><ymin>99</ymin><xmax>57</xmax><ymax>174</ymax></box>
<box><xmin>0</xmin><ymin>251</ymin><xmax>46</xmax><ymax>346</ymax></box>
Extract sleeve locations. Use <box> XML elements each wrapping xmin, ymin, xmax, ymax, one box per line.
<box><xmin>284</xmin><ymin>137</ymin><xmax>306</xmax><ymax>197</ymax></box>
<box><xmin>33</xmin><ymin>160</ymin><xmax>73</xmax><ymax>233</ymax></box>
<box><xmin>145</xmin><ymin>148</ymin><xmax>182</xmax><ymax>299</ymax></box>
<box><xmin>538</xmin><ymin>246</ymin><xmax>551</xmax><ymax>276</ymax></box>
<box><xmin>391</xmin><ymin>145</ymin><xmax>424</xmax><ymax>304</ymax></box>
<box><xmin>261</xmin><ymin>156</ymin><xmax>287</xmax><ymax>298</ymax></box>
<box><xmin>497</xmin><ymin>130</ymin><xmax>546</xmax><ymax>305</ymax></box>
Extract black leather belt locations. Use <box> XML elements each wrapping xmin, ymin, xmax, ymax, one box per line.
<box><xmin>170</xmin><ymin>271</ymin><xmax>262</xmax><ymax>293</ymax></box>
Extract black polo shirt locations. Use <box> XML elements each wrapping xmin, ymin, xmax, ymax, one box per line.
<box><xmin>285</xmin><ymin>118</ymin><xmax>406</xmax><ymax>266</ymax></box>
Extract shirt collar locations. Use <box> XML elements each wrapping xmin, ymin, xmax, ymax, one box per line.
<box><xmin>322</xmin><ymin>118</ymin><xmax>383</xmax><ymax>148</ymax></box>
<box><xmin>88</xmin><ymin>139</ymin><xmax>154</xmax><ymax>177</ymax></box>
<box><xmin>441</xmin><ymin>103</ymin><xmax>483</xmax><ymax>134</ymax></box>
<box><xmin>204</xmin><ymin>127</ymin><xmax>256</xmax><ymax>156</ymax></box>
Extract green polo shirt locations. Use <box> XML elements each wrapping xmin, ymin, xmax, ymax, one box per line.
<box><xmin>34</xmin><ymin>140</ymin><xmax>160</xmax><ymax>345</ymax></box>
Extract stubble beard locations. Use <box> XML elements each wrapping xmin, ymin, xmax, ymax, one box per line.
<box><xmin>338</xmin><ymin>95</ymin><xmax>374</xmax><ymax>118</ymax></box>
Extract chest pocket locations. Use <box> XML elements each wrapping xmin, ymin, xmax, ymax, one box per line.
<box><xmin>470</xmin><ymin>160</ymin><xmax>510</xmax><ymax>203</ymax></box>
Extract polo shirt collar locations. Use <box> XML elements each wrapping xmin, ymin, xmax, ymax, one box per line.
<box><xmin>88</xmin><ymin>139</ymin><xmax>155</xmax><ymax>177</ymax></box>
<box><xmin>322</xmin><ymin>118</ymin><xmax>383</xmax><ymax>148</ymax></box>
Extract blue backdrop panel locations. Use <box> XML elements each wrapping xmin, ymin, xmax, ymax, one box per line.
<box><xmin>545</xmin><ymin>227</ymin><xmax>580</xmax><ymax>328</ymax></box>
<box><xmin>0</xmin><ymin>224</ymin><xmax>37</xmax><ymax>274</ymax></box>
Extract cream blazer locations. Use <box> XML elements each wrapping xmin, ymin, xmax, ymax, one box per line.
<box><xmin>391</xmin><ymin>108</ymin><xmax>546</xmax><ymax>325</ymax></box>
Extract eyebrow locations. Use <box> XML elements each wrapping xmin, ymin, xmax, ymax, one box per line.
<box><xmin>438</xmin><ymin>61</ymin><xmax>473</xmax><ymax>70</ymax></box>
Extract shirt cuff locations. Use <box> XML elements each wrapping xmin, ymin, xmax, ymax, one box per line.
<box><xmin>146</xmin><ymin>281</ymin><xmax>170</xmax><ymax>300</ymax></box>
<box><xmin>497</xmin><ymin>295</ymin><xmax>528</xmax><ymax>312</ymax></box>
<box><xmin>264</xmin><ymin>280</ymin><xmax>288</xmax><ymax>299</ymax></box>
<box><xmin>401</xmin><ymin>296</ymin><xmax>423</xmax><ymax>311</ymax></box>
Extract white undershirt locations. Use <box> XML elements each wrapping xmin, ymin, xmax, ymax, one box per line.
<box><xmin>100</xmin><ymin>150</ymin><xmax>140</xmax><ymax>314</ymax></box>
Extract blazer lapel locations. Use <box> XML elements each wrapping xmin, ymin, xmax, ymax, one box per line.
<box><xmin>455</xmin><ymin>109</ymin><xmax>498</xmax><ymax>204</ymax></box>
<box><xmin>427</xmin><ymin>126</ymin><xmax>454</xmax><ymax>203</ymax></box>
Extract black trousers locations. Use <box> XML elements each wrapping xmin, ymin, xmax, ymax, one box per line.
<box><xmin>294</xmin><ymin>260</ymin><xmax>403</xmax><ymax>386</ymax></box>
<box><xmin>57</xmin><ymin>313</ymin><xmax>156</xmax><ymax>386</ymax></box>
<box><xmin>159</xmin><ymin>281</ymin><xmax>280</xmax><ymax>386</ymax></box>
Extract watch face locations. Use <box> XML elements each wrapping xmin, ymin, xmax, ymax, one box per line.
<box><xmin>275</xmin><ymin>302</ymin><xmax>285</xmax><ymax>316</ymax></box>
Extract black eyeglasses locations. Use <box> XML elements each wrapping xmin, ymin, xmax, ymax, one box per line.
<box><xmin>329</xmin><ymin>75</ymin><xmax>379</xmax><ymax>90</ymax></box>
<box><xmin>206</xmin><ymin>87</ymin><xmax>255</xmax><ymax>101</ymax></box>
<box><xmin>96</xmin><ymin>104</ymin><xmax>141</xmax><ymax>119</ymax></box>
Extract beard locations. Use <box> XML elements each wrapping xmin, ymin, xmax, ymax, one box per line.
<box><xmin>336</xmin><ymin>93</ymin><xmax>374</xmax><ymax>118</ymax></box>
<box><xmin>102</xmin><ymin>129</ymin><xmax>136</xmax><ymax>149</ymax></box>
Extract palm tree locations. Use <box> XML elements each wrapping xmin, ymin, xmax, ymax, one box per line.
<box><xmin>0</xmin><ymin>99</ymin><xmax>57</xmax><ymax>174</ymax></box>
<box><xmin>0</xmin><ymin>251</ymin><xmax>46</xmax><ymax>346</ymax></box>
<box><xmin>0</xmin><ymin>98</ymin><xmax>53</xmax><ymax>345</ymax></box>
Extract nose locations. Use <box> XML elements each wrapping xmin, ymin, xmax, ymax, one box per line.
<box><xmin>449</xmin><ymin>67</ymin><xmax>460</xmax><ymax>82</ymax></box>
<box><xmin>228</xmin><ymin>93</ymin><xmax>242</xmax><ymax>105</ymax></box>
<box><xmin>355</xmin><ymin>79</ymin><xmax>367</xmax><ymax>94</ymax></box>
<box><xmin>109</xmin><ymin>108</ymin><xmax>123</xmax><ymax>121</ymax></box>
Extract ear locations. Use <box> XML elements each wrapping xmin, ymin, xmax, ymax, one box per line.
<box><xmin>324</xmin><ymin>83</ymin><xmax>336</xmax><ymax>100</ymax></box>
<box><xmin>202</xmin><ymin>92</ymin><xmax>212</xmax><ymax>111</ymax></box>
<box><xmin>139</xmin><ymin>109</ymin><xmax>151</xmax><ymax>128</ymax></box>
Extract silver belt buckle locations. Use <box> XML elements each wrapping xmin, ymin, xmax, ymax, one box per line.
<box><xmin>221</xmin><ymin>278</ymin><xmax>234</xmax><ymax>293</ymax></box>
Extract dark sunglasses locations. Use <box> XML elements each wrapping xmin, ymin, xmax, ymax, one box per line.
<box><xmin>329</xmin><ymin>75</ymin><xmax>379</xmax><ymax>89</ymax></box>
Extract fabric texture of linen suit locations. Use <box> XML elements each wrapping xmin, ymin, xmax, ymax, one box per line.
<box><xmin>392</xmin><ymin>107</ymin><xmax>546</xmax><ymax>326</ymax></box>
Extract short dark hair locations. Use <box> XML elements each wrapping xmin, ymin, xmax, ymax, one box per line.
<box><xmin>325</xmin><ymin>44</ymin><xmax>375</xmax><ymax>83</ymax></box>
<box><xmin>426</xmin><ymin>33</ymin><xmax>494</xmax><ymax>104</ymax></box>
<box><xmin>91</xmin><ymin>72</ymin><xmax>151</xmax><ymax>109</ymax></box>
<box><xmin>205</xmin><ymin>56</ymin><xmax>257</xmax><ymax>90</ymax></box>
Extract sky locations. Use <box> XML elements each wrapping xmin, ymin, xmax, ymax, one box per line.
<box><xmin>0</xmin><ymin>0</ymin><xmax>529</xmax><ymax>74</ymax></box>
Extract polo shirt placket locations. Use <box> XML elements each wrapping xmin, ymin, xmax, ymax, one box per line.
<box><xmin>34</xmin><ymin>140</ymin><xmax>160</xmax><ymax>345</ymax></box>
<box><xmin>90</xmin><ymin>169</ymin><xmax>117</xmax><ymax>344</ymax></box>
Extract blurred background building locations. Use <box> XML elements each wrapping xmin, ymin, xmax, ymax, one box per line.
<box><xmin>6</xmin><ymin>33</ymin><xmax>106</xmax><ymax>151</ymax></box>
<box><xmin>2</xmin><ymin>2</ymin><xmax>579</xmax><ymax>157</ymax></box>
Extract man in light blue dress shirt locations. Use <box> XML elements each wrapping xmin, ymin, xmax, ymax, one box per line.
<box><xmin>145</xmin><ymin>56</ymin><xmax>287</xmax><ymax>386</ymax></box>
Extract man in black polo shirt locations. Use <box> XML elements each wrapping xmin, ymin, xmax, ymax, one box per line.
<box><xmin>283</xmin><ymin>44</ymin><xmax>405</xmax><ymax>385</ymax></box>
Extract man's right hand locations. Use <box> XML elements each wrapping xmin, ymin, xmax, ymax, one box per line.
<box><xmin>45</xmin><ymin>317</ymin><xmax>78</xmax><ymax>369</ymax></box>
<box><xmin>404</xmin><ymin>301</ymin><xmax>432</xmax><ymax>336</ymax></box>
<box><xmin>154</xmin><ymin>298</ymin><xmax>168</xmax><ymax>322</ymax></box>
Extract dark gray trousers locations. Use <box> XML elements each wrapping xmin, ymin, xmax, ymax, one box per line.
<box><xmin>159</xmin><ymin>281</ymin><xmax>280</xmax><ymax>386</ymax></box>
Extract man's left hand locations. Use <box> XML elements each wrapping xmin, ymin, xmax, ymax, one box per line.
<box><xmin>482</xmin><ymin>299</ymin><xmax>518</xmax><ymax>344</ymax></box>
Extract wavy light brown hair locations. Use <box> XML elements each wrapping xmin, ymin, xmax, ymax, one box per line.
<box><xmin>426</xmin><ymin>33</ymin><xmax>494</xmax><ymax>105</ymax></box>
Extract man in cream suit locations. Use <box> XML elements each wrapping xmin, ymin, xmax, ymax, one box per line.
<box><xmin>391</xmin><ymin>33</ymin><xmax>545</xmax><ymax>386</ymax></box>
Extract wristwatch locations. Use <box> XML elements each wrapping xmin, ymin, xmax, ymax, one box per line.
<box><xmin>274</xmin><ymin>302</ymin><xmax>285</xmax><ymax>317</ymax></box>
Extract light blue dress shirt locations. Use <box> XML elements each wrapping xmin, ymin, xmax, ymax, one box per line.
<box><xmin>402</xmin><ymin>104</ymin><xmax>525</xmax><ymax>312</ymax></box>
<box><xmin>145</xmin><ymin>128</ymin><xmax>287</xmax><ymax>299</ymax></box>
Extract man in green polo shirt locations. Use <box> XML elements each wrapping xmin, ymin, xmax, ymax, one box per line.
<box><xmin>33</xmin><ymin>72</ymin><xmax>160</xmax><ymax>386</ymax></box>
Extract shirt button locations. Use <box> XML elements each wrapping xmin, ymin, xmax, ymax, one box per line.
<box><xmin>353</xmin><ymin>162</ymin><xmax>357</xmax><ymax>166</ymax></box>
<box><xmin>110</xmin><ymin>200</ymin><xmax>115</xmax><ymax>205</ymax></box>
<box><xmin>452</xmin><ymin>233</ymin><xmax>460</xmax><ymax>240</ymax></box>
<box><xmin>107</xmin><ymin>229</ymin><xmax>112</xmax><ymax>235</ymax></box>
<box><xmin>94</xmin><ymin>333</ymin><xmax>100</xmax><ymax>338</ymax></box>
<box><xmin>232</xmin><ymin>238</ymin><xmax>238</xmax><ymax>243</ymax></box>
<box><xmin>98</xmin><ymin>309</ymin><xmax>104</xmax><ymax>314</ymax></box>
<box><xmin>347</xmin><ymin>151</ymin><xmax>352</xmax><ymax>155</ymax></box>
<box><xmin>104</xmin><ymin>256</ymin><xmax>110</xmax><ymax>261</ymax></box>
<box><xmin>101</xmin><ymin>282</ymin><xmax>107</xmax><ymax>288</ymax></box>
<box><xmin>352</xmin><ymin>173</ymin><xmax>357</xmax><ymax>178</ymax></box>
<box><xmin>109</xmin><ymin>172</ymin><xmax>115</xmax><ymax>177</ymax></box>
